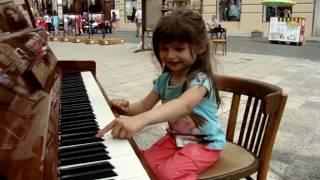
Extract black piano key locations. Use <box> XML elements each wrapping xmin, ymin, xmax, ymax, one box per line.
<box><xmin>61</xmin><ymin>110</ymin><xmax>94</xmax><ymax>118</ymax></box>
<box><xmin>61</xmin><ymin>87</ymin><xmax>87</xmax><ymax>92</ymax></box>
<box><xmin>61</xmin><ymin>81</ymin><xmax>85</xmax><ymax>86</ymax></box>
<box><xmin>60</xmin><ymin>114</ymin><xmax>95</xmax><ymax>122</ymax></box>
<box><xmin>60</xmin><ymin>161</ymin><xmax>117</xmax><ymax>180</ymax></box>
<box><xmin>59</xmin><ymin>143</ymin><xmax>106</xmax><ymax>154</ymax></box>
<box><xmin>59</xmin><ymin>136</ymin><xmax>103</xmax><ymax>146</ymax></box>
<box><xmin>60</xmin><ymin>146</ymin><xmax>109</xmax><ymax>157</ymax></box>
<box><xmin>60</xmin><ymin>118</ymin><xmax>96</xmax><ymax>126</ymax></box>
<box><xmin>61</xmin><ymin>95</ymin><xmax>90</xmax><ymax>101</ymax></box>
<box><xmin>62</xmin><ymin>76</ymin><xmax>82</xmax><ymax>81</ymax></box>
<box><xmin>60</xmin><ymin>131</ymin><xmax>97</xmax><ymax>139</ymax></box>
<box><xmin>61</xmin><ymin>97</ymin><xmax>90</xmax><ymax>102</ymax></box>
<box><xmin>61</xmin><ymin>99</ymin><xmax>90</xmax><ymax>105</ymax></box>
<box><xmin>61</xmin><ymin>103</ymin><xmax>93</xmax><ymax>110</ymax></box>
<box><xmin>60</xmin><ymin>121</ymin><xmax>97</xmax><ymax>129</ymax></box>
<box><xmin>60</xmin><ymin>147</ymin><xmax>108</xmax><ymax>159</ymax></box>
<box><xmin>60</xmin><ymin>126</ymin><xmax>99</xmax><ymax>135</ymax></box>
<box><xmin>60</xmin><ymin>123</ymin><xmax>98</xmax><ymax>132</ymax></box>
<box><xmin>60</xmin><ymin>152</ymin><xmax>110</xmax><ymax>166</ymax></box>
<box><xmin>61</xmin><ymin>105</ymin><xmax>92</xmax><ymax>114</ymax></box>
<box><xmin>61</xmin><ymin>84</ymin><xmax>85</xmax><ymax>89</ymax></box>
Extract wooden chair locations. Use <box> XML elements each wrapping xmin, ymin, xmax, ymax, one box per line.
<box><xmin>198</xmin><ymin>74</ymin><xmax>288</xmax><ymax>180</ymax></box>
<box><xmin>210</xmin><ymin>24</ymin><xmax>227</xmax><ymax>56</ymax></box>
<box><xmin>212</xmin><ymin>39</ymin><xmax>227</xmax><ymax>56</ymax></box>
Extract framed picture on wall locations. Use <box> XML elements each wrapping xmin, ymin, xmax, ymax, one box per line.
<box><xmin>0</xmin><ymin>0</ymin><xmax>35</xmax><ymax>34</ymax></box>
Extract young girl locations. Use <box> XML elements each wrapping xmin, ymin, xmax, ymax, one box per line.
<box><xmin>96</xmin><ymin>10</ymin><xmax>226</xmax><ymax>180</ymax></box>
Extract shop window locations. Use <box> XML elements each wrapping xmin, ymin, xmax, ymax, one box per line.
<box><xmin>218</xmin><ymin>0</ymin><xmax>241</xmax><ymax>21</ymax></box>
<box><xmin>125</xmin><ymin>0</ymin><xmax>137</xmax><ymax>23</ymax></box>
<box><xmin>263</xmin><ymin>6</ymin><xmax>292</xmax><ymax>22</ymax></box>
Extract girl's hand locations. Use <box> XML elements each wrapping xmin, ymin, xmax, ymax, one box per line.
<box><xmin>110</xmin><ymin>99</ymin><xmax>130</xmax><ymax>116</ymax></box>
<box><xmin>96</xmin><ymin>116</ymin><xmax>146</xmax><ymax>139</ymax></box>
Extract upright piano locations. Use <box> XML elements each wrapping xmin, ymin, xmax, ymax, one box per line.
<box><xmin>0</xmin><ymin>28</ymin><xmax>152</xmax><ymax>180</ymax></box>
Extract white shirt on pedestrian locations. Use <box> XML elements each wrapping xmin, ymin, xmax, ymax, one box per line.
<box><xmin>135</xmin><ymin>10</ymin><xmax>142</xmax><ymax>22</ymax></box>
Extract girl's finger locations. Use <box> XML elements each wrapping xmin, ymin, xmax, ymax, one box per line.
<box><xmin>119</xmin><ymin>128</ymin><xmax>127</xmax><ymax>139</ymax></box>
<box><xmin>95</xmin><ymin>120</ymin><xmax>115</xmax><ymax>138</ymax></box>
<box><xmin>111</xmin><ymin>121</ymin><xmax>122</xmax><ymax>138</ymax></box>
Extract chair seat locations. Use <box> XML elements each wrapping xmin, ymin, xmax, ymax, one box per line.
<box><xmin>212</xmin><ymin>39</ymin><xmax>227</xmax><ymax>43</ymax></box>
<box><xmin>198</xmin><ymin>142</ymin><xmax>259</xmax><ymax>180</ymax></box>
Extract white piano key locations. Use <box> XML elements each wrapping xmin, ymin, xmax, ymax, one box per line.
<box><xmin>80</xmin><ymin>71</ymin><xmax>150</xmax><ymax>180</ymax></box>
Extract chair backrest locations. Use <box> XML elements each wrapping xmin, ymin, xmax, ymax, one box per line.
<box><xmin>215</xmin><ymin>74</ymin><xmax>287</xmax><ymax>178</ymax></box>
<box><xmin>211</xmin><ymin>25</ymin><xmax>227</xmax><ymax>39</ymax></box>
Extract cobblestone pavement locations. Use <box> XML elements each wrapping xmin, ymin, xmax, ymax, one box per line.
<box><xmin>49</xmin><ymin>41</ymin><xmax>320</xmax><ymax>180</ymax></box>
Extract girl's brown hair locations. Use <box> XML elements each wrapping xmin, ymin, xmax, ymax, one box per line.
<box><xmin>152</xmin><ymin>10</ymin><xmax>221</xmax><ymax>107</ymax></box>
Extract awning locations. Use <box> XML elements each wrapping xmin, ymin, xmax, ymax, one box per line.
<box><xmin>262</xmin><ymin>0</ymin><xmax>296</xmax><ymax>7</ymax></box>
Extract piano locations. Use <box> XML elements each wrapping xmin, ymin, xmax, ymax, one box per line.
<box><xmin>0</xmin><ymin>28</ymin><xmax>153</xmax><ymax>180</ymax></box>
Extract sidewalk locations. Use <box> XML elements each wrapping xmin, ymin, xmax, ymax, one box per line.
<box><xmin>49</xmin><ymin>41</ymin><xmax>320</xmax><ymax>180</ymax></box>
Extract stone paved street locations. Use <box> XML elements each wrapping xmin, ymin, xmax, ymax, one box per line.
<box><xmin>49</xmin><ymin>41</ymin><xmax>320</xmax><ymax>180</ymax></box>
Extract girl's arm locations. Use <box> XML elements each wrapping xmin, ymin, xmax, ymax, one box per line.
<box><xmin>126</xmin><ymin>90</ymin><xmax>160</xmax><ymax>116</ymax></box>
<box><xmin>140</xmin><ymin>85</ymin><xmax>207</xmax><ymax>125</ymax></box>
<box><xmin>96</xmin><ymin>85</ymin><xmax>207</xmax><ymax>139</ymax></box>
<box><xmin>111</xmin><ymin>90</ymin><xmax>160</xmax><ymax>116</ymax></box>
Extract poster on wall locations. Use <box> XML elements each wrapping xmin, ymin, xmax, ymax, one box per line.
<box><xmin>268</xmin><ymin>17</ymin><xmax>305</xmax><ymax>43</ymax></box>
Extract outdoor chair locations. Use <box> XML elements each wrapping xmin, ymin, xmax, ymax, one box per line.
<box><xmin>209</xmin><ymin>25</ymin><xmax>227</xmax><ymax>39</ymax></box>
<box><xmin>198</xmin><ymin>74</ymin><xmax>288</xmax><ymax>180</ymax></box>
<box><xmin>210</xmin><ymin>25</ymin><xmax>227</xmax><ymax>55</ymax></box>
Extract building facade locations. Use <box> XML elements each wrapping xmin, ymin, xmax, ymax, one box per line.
<box><xmin>115</xmin><ymin>0</ymin><xmax>319</xmax><ymax>37</ymax></box>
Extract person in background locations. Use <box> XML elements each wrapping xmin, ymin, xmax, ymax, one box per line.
<box><xmin>51</xmin><ymin>10</ymin><xmax>59</xmax><ymax>35</ymax></box>
<box><xmin>96</xmin><ymin>10</ymin><xmax>225</xmax><ymax>180</ymax></box>
<box><xmin>283</xmin><ymin>7</ymin><xmax>291</xmax><ymax>17</ymax></box>
<box><xmin>36</xmin><ymin>16</ymin><xmax>48</xmax><ymax>33</ymax></box>
<box><xmin>228</xmin><ymin>0</ymin><xmax>240</xmax><ymax>21</ymax></box>
<box><xmin>207</xmin><ymin>15</ymin><xmax>218</xmax><ymax>31</ymax></box>
<box><xmin>2</xmin><ymin>5</ymin><xmax>29</xmax><ymax>32</ymax></box>
<box><xmin>219</xmin><ymin>0</ymin><xmax>229</xmax><ymax>21</ymax></box>
<box><xmin>76</xmin><ymin>14</ymin><xmax>84</xmax><ymax>34</ymax></box>
<box><xmin>134</xmin><ymin>9</ymin><xmax>142</xmax><ymax>37</ymax></box>
<box><xmin>111</xmin><ymin>11</ymin><xmax>117</xmax><ymax>29</ymax></box>
<box><xmin>131</xmin><ymin>7</ymin><xmax>136</xmax><ymax>22</ymax></box>
<box><xmin>43</xmin><ymin>10</ymin><xmax>51</xmax><ymax>25</ymax></box>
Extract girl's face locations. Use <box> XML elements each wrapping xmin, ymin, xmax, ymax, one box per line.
<box><xmin>159</xmin><ymin>42</ymin><xmax>196</xmax><ymax>75</ymax></box>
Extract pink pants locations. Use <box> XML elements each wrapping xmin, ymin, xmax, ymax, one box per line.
<box><xmin>143</xmin><ymin>134</ymin><xmax>221</xmax><ymax>180</ymax></box>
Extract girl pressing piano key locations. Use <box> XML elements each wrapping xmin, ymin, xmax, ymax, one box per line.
<box><xmin>96</xmin><ymin>10</ymin><xmax>226</xmax><ymax>180</ymax></box>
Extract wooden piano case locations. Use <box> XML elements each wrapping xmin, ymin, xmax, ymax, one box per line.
<box><xmin>0</xmin><ymin>27</ymin><xmax>155</xmax><ymax>179</ymax></box>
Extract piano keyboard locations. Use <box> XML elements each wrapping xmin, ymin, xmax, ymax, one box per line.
<box><xmin>58</xmin><ymin>71</ymin><xmax>150</xmax><ymax>180</ymax></box>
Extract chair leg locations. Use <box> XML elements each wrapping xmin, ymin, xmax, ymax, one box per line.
<box><xmin>214</xmin><ymin>44</ymin><xmax>217</xmax><ymax>55</ymax></box>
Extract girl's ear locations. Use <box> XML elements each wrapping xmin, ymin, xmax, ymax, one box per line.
<box><xmin>196</xmin><ymin>44</ymin><xmax>206</xmax><ymax>55</ymax></box>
